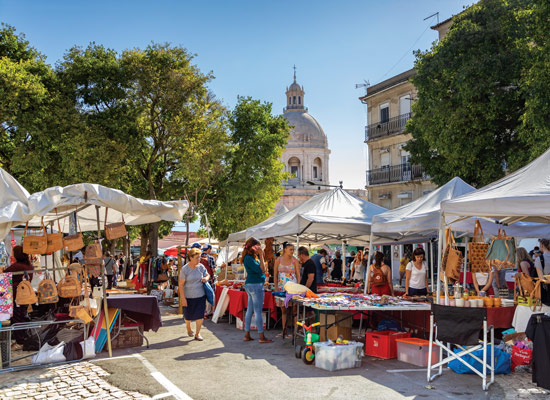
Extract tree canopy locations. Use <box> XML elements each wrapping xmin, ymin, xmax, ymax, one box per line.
<box><xmin>405</xmin><ymin>0</ymin><xmax>536</xmax><ymax>187</ymax></box>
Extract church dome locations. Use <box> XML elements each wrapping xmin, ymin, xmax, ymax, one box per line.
<box><xmin>284</xmin><ymin>111</ymin><xmax>328</xmax><ymax>149</ymax></box>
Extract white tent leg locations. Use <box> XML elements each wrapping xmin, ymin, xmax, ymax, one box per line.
<box><xmin>464</xmin><ymin>236</ymin><xmax>469</xmax><ymax>288</ymax></box>
<box><xmin>430</xmin><ymin>241</ymin><xmax>434</xmax><ymax>292</ymax></box>
<box><xmin>365</xmin><ymin>232</ymin><xmax>374</xmax><ymax>294</ymax></box>
<box><xmin>437</xmin><ymin>214</ymin><xmax>445</xmax><ymax>303</ymax></box>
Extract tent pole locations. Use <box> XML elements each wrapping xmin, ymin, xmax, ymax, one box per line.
<box><xmin>178</xmin><ymin>246</ymin><xmax>183</xmax><ymax>315</ymax></box>
<box><xmin>365</xmin><ymin>232</ymin><xmax>374</xmax><ymax>295</ymax></box>
<box><xmin>296</xmin><ymin>234</ymin><xmax>299</xmax><ymax>250</ymax></box>
<box><xmin>464</xmin><ymin>236</ymin><xmax>469</xmax><ymax>288</ymax></box>
<box><xmin>96</xmin><ymin>206</ymin><xmax>112</xmax><ymax>358</ymax></box>
<box><xmin>437</xmin><ymin>214</ymin><xmax>445</xmax><ymax>304</ymax></box>
<box><xmin>225</xmin><ymin>243</ymin><xmax>229</xmax><ymax>280</ymax></box>
<box><xmin>342</xmin><ymin>240</ymin><xmax>346</xmax><ymax>280</ymax></box>
<box><xmin>430</xmin><ymin>241</ymin><xmax>434</xmax><ymax>293</ymax></box>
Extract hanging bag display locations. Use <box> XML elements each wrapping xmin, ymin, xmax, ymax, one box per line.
<box><xmin>16</xmin><ymin>272</ymin><xmax>37</xmax><ymax>306</ymax></box>
<box><xmin>57</xmin><ymin>274</ymin><xmax>81</xmax><ymax>298</ymax></box>
<box><xmin>104</xmin><ymin>207</ymin><xmax>127</xmax><ymax>240</ymax></box>
<box><xmin>46</xmin><ymin>210</ymin><xmax>63</xmax><ymax>253</ymax></box>
<box><xmin>441</xmin><ymin>228</ymin><xmax>463</xmax><ymax>282</ymax></box>
<box><xmin>22</xmin><ymin>220</ymin><xmax>48</xmax><ymax>255</ymax></box>
<box><xmin>84</xmin><ymin>240</ymin><xmax>103</xmax><ymax>265</ymax></box>
<box><xmin>486</xmin><ymin>229</ymin><xmax>516</xmax><ymax>270</ymax></box>
<box><xmin>37</xmin><ymin>268</ymin><xmax>59</xmax><ymax>304</ymax></box>
<box><xmin>63</xmin><ymin>209</ymin><xmax>84</xmax><ymax>252</ymax></box>
<box><xmin>514</xmin><ymin>273</ymin><xmax>541</xmax><ymax>311</ymax></box>
<box><xmin>468</xmin><ymin>220</ymin><xmax>490</xmax><ymax>273</ymax></box>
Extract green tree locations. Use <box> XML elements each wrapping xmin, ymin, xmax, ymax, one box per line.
<box><xmin>405</xmin><ymin>0</ymin><xmax>534</xmax><ymax>187</ymax></box>
<box><xmin>517</xmin><ymin>0</ymin><xmax>550</xmax><ymax>166</ymax></box>
<box><xmin>202</xmin><ymin>97</ymin><xmax>290</xmax><ymax>240</ymax></box>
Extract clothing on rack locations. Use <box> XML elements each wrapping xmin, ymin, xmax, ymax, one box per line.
<box><xmin>526</xmin><ymin>313</ymin><xmax>550</xmax><ymax>390</ymax></box>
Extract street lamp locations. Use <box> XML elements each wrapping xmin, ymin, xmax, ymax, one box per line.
<box><xmin>306</xmin><ymin>180</ymin><xmax>343</xmax><ymax>189</ymax></box>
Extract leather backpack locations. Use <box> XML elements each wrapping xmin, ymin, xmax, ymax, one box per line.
<box><xmin>37</xmin><ymin>272</ymin><xmax>59</xmax><ymax>304</ymax></box>
<box><xmin>57</xmin><ymin>274</ymin><xmax>81</xmax><ymax>298</ymax></box>
<box><xmin>371</xmin><ymin>265</ymin><xmax>387</xmax><ymax>287</ymax></box>
<box><xmin>16</xmin><ymin>273</ymin><xmax>37</xmax><ymax>306</ymax></box>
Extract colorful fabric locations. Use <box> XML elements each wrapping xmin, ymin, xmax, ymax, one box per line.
<box><xmin>0</xmin><ymin>273</ymin><xmax>14</xmax><ymax>320</ymax></box>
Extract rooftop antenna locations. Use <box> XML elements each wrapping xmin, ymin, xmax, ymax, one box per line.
<box><xmin>424</xmin><ymin>12</ymin><xmax>439</xmax><ymax>24</ymax></box>
<box><xmin>355</xmin><ymin>80</ymin><xmax>370</xmax><ymax>94</ymax></box>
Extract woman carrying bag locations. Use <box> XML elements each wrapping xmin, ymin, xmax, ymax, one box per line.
<box><xmin>178</xmin><ymin>247</ymin><xmax>210</xmax><ymax>341</ymax></box>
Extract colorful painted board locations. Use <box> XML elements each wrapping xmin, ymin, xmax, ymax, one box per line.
<box><xmin>0</xmin><ymin>273</ymin><xmax>13</xmax><ymax>321</ymax></box>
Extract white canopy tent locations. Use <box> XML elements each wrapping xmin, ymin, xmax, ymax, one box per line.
<box><xmin>0</xmin><ymin>168</ymin><xmax>32</xmax><ymax>240</ymax></box>
<box><xmin>437</xmin><ymin>148</ymin><xmax>550</xmax><ymax>301</ymax></box>
<box><xmin>442</xmin><ymin>147</ymin><xmax>550</xmax><ymax>224</ymax></box>
<box><xmin>18</xmin><ymin>183</ymin><xmax>188</xmax><ymax>233</ymax></box>
<box><xmin>225</xmin><ymin>205</ymin><xmax>289</xmax><ymax>245</ymax></box>
<box><xmin>243</xmin><ymin>187</ymin><xmax>387</xmax><ymax>244</ymax></box>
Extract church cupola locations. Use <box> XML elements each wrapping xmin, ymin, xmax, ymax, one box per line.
<box><xmin>284</xmin><ymin>66</ymin><xmax>306</xmax><ymax>114</ymax></box>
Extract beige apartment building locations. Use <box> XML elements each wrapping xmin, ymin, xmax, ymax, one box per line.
<box><xmin>360</xmin><ymin>69</ymin><xmax>436</xmax><ymax>209</ymax></box>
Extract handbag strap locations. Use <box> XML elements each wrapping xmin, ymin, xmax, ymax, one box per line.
<box><xmin>473</xmin><ymin>220</ymin><xmax>485</xmax><ymax>243</ymax></box>
<box><xmin>105</xmin><ymin>207</ymin><xmax>125</xmax><ymax>229</ymax></box>
<box><xmin>55</xmin><ymin>208</ymin><xmax>61</xmax><ymax>234</ymax></box>
<box><xmin>445</xmin><ymin>228</ymin><xmax>458</xmax><ymax>249</ymax></box>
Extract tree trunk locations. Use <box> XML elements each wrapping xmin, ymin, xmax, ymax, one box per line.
<box><xmin>149</xmin><ymin>222</ymin><xmax>159</xmax><ymax>258</ymax></box>
<box><xmin>140</xmin><ymin>225</ymin><xmax>149</xmax><ymax>257</ymax></box>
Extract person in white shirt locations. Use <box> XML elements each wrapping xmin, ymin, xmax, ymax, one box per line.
<box><xmin>473</xmin><ymin>269</ymin><xmax>495</xmax><ymax>295</ymax></box>
<box><xmin>351</xmin><ymin>250</ymin><xmax>365</xmax><ymax>281</ymax></box>
<box><xmin>534</xmin><ymin>238</ymin><xmax>550</xmax><ymax>278</ymax></box>
<box><xmin>405</xmin><ymin>247</ymin><xmax>429</xmax><ymax>296</ymax></box>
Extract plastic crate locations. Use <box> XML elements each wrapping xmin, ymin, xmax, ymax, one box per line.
<box><xmin>313</xmin><ymin>341</ymin><xmax>364</xmax><ymax>371</ymax></box>
<box><xmin>365</xmin><ymin>330</ymin><xmax>412</xmax><ymax>359</ymax></box>
<box><xmin>395</xmin><ymin>338</ymin><xmax>439</xmax><ymax>367</ymax></box>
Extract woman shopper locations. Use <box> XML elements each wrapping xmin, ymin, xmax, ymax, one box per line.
<box><xmin>274</xmin><ymin>242</ymin><xmax>300</xmax><ymax>339</ymax></box>
<box><xmin>350</xmin><ymin>250</ymin><xmax>365</xmax><ymax>281</ymax></box>
<box><xmin>399</xmin><ymin>252</ymin><xmax>410</xmax><ymax>287</ymax></box>
<box><xmin>472</xmin><ymin>267</ymin><xmax>495</xmax><ymax>296</ymax></box>
<box><xmin>330</xmin><ymin>251</ymin><xmax>343</xmax><ymax>280</ymax></box>
<box><xmin>368</xmin><ymin>251</ymin><xmax>393</xmax><ymax>296</ymax></box>
<box><xmin>242</xmin><ymin>237</ymin><xmax>272</xmax><ymax>343</ymax></box>
<box><xmin>517</xmin><ymin>247</ymin><xmax>535</xmax><ymax>276</ymax></box>
<box><xmin>178</xmin><ymin>247</ymin><xmax>210</xmax><ymax>341</ymax></box>
<box><xmin>405</xmin><ymin>248</ymin><xmax>429</xmax><ymax>296</ymax></box>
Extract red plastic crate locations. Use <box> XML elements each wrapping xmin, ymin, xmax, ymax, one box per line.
<box><xmin>365</xmin><ymin>330</ymin><xmax>412</xmax><ymax>359</ymax></box>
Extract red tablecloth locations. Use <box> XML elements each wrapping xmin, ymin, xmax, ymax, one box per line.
<box><xmin>215</xmin><ymin>286</ymin><xmax>277</xmax><ymax>321</ymax></box>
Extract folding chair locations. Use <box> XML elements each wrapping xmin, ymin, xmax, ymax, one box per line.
<box><xmin>427</xmin><ymin>304</ymin><xmax>495</xmax><ymax>390</ymax></box>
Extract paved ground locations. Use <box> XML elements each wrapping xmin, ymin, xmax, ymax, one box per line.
<box><xmin>1</xmin><ymin>306</ymin><xmax>549</xmax><ymax>399</ymax></box>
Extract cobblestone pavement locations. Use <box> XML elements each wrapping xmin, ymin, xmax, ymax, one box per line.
<box><xmin>0</xmin><ymin>362</ymin><xmax>150</xmax><ymax>400</ymax></box>
<box><xmin>496</xmin><ymin>371</ymin><xmax>550</xmax><ymax>399</ymax></box>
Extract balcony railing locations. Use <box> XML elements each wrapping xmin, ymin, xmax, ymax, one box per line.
<box><xmin>365</xmin><ymin>112</ymin><xmax>412</xmax><ymax>142</ymax></box>
<box><xmin>366</xmin><ymin>163</ymin><xmax>427</xmax><ymax>186</ymax></box>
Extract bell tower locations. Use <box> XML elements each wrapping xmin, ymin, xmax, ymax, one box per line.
<box><xmin>284</xmin><ymin>65</ymin><xmax>306</xmax><ymax>114</ymax></box>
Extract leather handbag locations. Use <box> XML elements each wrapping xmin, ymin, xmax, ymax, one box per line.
<box><xmin>57</xmin><ymin>274</ymin><xmax>82</xmax><ymax>298</ymax></box>
<box><xmin>104</xmin><ymin>208</ymin><xmax>127</xmax><ymax>240</ymax></box>
<box><xmin>441</xmin><ymin>228</ymin><xmax>463</xmax><ymax>282</ymax></box>
<box><xmin>468</xmin><ymin>220</ymin><xmax>490</xmax><ymax>273</ymax></box>
<box><xmin>515</xmin><ymin>273</ymin><xmax>541</xmax><ymax>311</ymax></box>
<box><xmin>46</xmin><ymin>212</ymin><xmax>63</xmax><ymax>253</ymax></box>
<box><xmin>84</xmin><ymin>241</ymin><xmax>103</xmax><ymax>265</ymax></box>
<box><xmin>63</xmin><ymin>208</ymin><xmax>85</xmax><ymax>252</ymax></box>
<box><xmin>486</xmin><ymin>229</ymin><xmax>516</xmax><ymax>270</ymax></box>
<box><xmin>16</xmin><ymin>272</ymin><xmax>37</xmax><ymax>305</ymax></box>
<box><xmin>37</xmin><ymin>271</ymin><xmax>59</xmax><ymax>304</ymax></box>
<box><xmin>157</xmin><ymin>273</ymin><xmax>169</xmax><ymax>282</ymax></box>
<box><xmin>23</xmin><ymin>221</ymin><xmax>48</xmax><ymax>255</ymax></box>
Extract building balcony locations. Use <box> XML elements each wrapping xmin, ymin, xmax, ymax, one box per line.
<box><xmin>366</xmin><ymin>163</ymin><xmax>427</xmax><ymax>186</ymax></box>
<box><xmin>364</xmin><ymin>112</ymin><xmax>412</xmax><ymax>142</ymax></box>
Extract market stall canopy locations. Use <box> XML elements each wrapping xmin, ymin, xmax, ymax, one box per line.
<box><xmin>2</xmin><ymin>183</ymin><xmax>188</xmax><ymax>235</ymax></box>
<box><xmin>225</xmin><ymin>205</ymin><xmax>289</xmax><ymax>245</ymax></box>
<box><xmin>244</xmin><ymin>188</ymin><xmax>387</xmax><ymax>244</ymax></box>
<box><xmin>371</xmin><ymin>177</ymin><xmax>475</xmax><ymax>245</ymax></box>
<box><xmin>441</xmin><ymin>148</ymin><xmax>550</xmax><ymax>224</ymax></box>
<box><xmin>0</xmin><ymin>168</ymin><xmax>32</xmax><ymax>240</ymax></box>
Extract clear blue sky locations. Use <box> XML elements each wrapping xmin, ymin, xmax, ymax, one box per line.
<box><xmin>1</xmin><ymin>0</ymin><xmax>474</xmax><ymax>231</ymax></box>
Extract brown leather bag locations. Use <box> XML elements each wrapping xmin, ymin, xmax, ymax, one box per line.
<box><xmin>37</xmin><ymin>271</ymin><xmax>59</xmax><ymax>304</ymax></box>
<box><xmin>84</xmin><ymin>241</ymin><xmax>103</xmax><ymax>265</ymax></box>
<box><xmin>371</xmin><ymin>265</ymin><xmax>387</xmax><ymax>287</ymax></box>
<box><xmin>23</xmin><ymin>221</ymin><xmax>48</xmax><ymax>255</ymax></box>
<box><xmin>104</xmin><ymin>207</ymin><xmax>127</xmax><ymax>240</ymax></box>
<box><xmin>441</xmin><ymin>228</ymin><xmax>463</xmax><ymax>282</ymax></box>
<box><xmin>16</xmin><ymin>273</ymin><xmax>37</xmax><ymax>305</ymax></box>
<box><xmin>46</xmin><ymin>212</ymin><xmax>63</xmax><ymax>253</ymax></box>
<box><xmin>63</xmin><ymin>209</ymin><xmax>85</xmax><ymax>252</ymax></box>
<box><xmin>57</xmin><ymin>274</ymin><xmax>81</xmax><ymax>298</ymax></box>
<box><xmin>468</xmin><ymin>220</ymin><xmax>490</xmax><ymax>273</ymax></box>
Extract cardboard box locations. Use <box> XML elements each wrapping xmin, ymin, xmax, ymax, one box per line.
<box><xmin>319</xmin><ymin>313</ymin><xmax>353</xmax><ymax>342</ymax></box>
